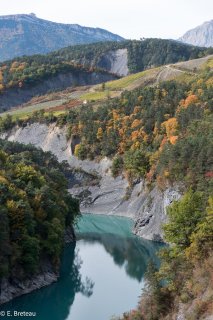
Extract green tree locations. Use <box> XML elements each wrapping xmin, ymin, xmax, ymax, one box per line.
<box><xmin>111</xmin><ymin>155</ymin><xmax>124</xmax><ymax>177</ymax></box>
<box><xmin>124</xmin><ymin>149</ymin><xmax>150</xmax><ymax>178</ymax></box>
<box><xmin>163</xmin><ymin>190</ymin><xmax>205</xmax><ymax>248</ymax></box>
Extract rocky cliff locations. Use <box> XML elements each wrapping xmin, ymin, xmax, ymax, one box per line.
<box><xmin>85</xmin><ymin>48</ymin><xmax>129</xmax><ymax>76</ymax></box>
<box><xmin>66</xmin><ymin>46</ymin><xmax>129</xmax><ymax>76</ymax></box>
<box><xmin>1</xmin><ymin>123</ymin><xmax>181</xmax><ymax>242</ymax></box>
<box><xmin>179</xmin><ymin>20</ymin><xmax>213</xmax><ymax>47</ymax></box>
<box><xmin>0</xmin><ymin>267</ymin><xmax>58</xmax><ymax>305</ymax></box>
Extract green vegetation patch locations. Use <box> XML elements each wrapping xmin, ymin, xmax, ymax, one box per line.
<box><xmin>0</xmin><ymin>140</ymin><xmax>80</xmax><ymax>280</ymax></box>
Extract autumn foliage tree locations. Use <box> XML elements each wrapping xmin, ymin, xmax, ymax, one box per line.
<box><xmin>0</xmin><ymin>139</ymin><xmax>80</xmax><ymax>279</ymax></box>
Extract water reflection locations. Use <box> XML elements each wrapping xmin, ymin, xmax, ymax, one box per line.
<box><xmin>2</xmin><ymin>215</ymin><xmax>163</xmax><ymax>320</ymax></box>
<box><xmin>77</xmin><ymin>232</ymin><xmax>162</xmax><ymax>282</ymax></box>
<box><xmin>2</xmin><ymin>244</ymin><xmax>94</xmax><ymax>320</ymax></box>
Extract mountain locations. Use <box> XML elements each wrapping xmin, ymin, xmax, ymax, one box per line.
<box><xmin>179</xmin><ymin>20</ymin><xmax>213</xmax><ymax>47</ymax></box>
<box><xmin>0</xmin><ymin>13</ymin><xmax>124</xmax><ymax>62</ymax></box>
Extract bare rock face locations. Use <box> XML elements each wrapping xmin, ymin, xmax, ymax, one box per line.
<box><xmin>1</xmin><ymin>123</ymin><xmax>71</xmax><ymax>162</ymax></box>
<box><xmin>64</xmin><ymin>225</ymin><xmax>76</xmax><ymax>243</ymax></box>
<box><xmin>1</xmin><ymin>123</ymin><xmax>182</xmax><ymax>242</ymax></box>
<box><xmin>179</xmin><ymin>20</ymin><xmax>213</xmax><ymax>47</ymax></box>
<box><xmin>0</xmin><ymin>270</ymin><xmax>58</xmax><ymax>304</ymax></box>
<box><xmin>97</xmin><ymin>49</ymin><xmax>129</xmax><ymax>76</ymax></box>
<box><xmin>73</xmin><ymin>178</ymin><xmax>181</xmax><ymax>241</ymax></box>
<box><xmin>133</xmin><ymin>185</ymin><xmax>181</xmax><ymax>241</ymax></box>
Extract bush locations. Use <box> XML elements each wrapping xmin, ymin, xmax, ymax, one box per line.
<box><xmin>111</xmin><ymin>156</ymin><xmax>124</xmax><ymax>177</ymax></box>
<box><xmin>124</xmin><ymin>149</ymin><xmax>150</xmax><ymax>179</ymax></box>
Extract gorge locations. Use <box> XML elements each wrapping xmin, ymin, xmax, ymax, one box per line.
<box><xmin>0</xmin><ymin>39</ymin><xmax>212</xmax><ymax>319</ymax></box>
<box><xmin>1</xmin><ymin>214</ymin><xmax>163</xmax><ymax>320</ymax></box>
<box><xmin>1</xmin><ymin>122</ymin><xmax>181</xmax><ymax>242</ymax></box>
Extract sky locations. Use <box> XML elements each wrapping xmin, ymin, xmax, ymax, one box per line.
<box><xmin>1</xmin><ymin>0</ymin><xmax>213</xmax><ymax>39</ymax></box>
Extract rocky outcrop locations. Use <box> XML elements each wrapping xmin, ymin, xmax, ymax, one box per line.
<box><xmin>72</xmin><ymin>48</ymin><xmax>129</xmax><ymax>76</ymax></box>
<box><xmin>72</xmin><ymin>177</ymin><xmax>181</xmax><ymax>241</ymax></box>
<box><xmin>64</xmin><ymin>225</ymin><xmax>76</xmax><ymax>243</ymax></box>
<box><xmin>1</xmin><ymin>122</ymin><xmax>182</xmax><ymax>241</ymax></box>
<box><xmin>1</xmin><ymin>123</ymin><xmax>71</xmax><ymax>162</ymax></box>
<box><xmin>133</xmin><ymin>186</ymin><xmax>181</xmax><ymax>241</ymax></box>
<box><xmin>96</xmin><ymin>49</ymin><xmax>129</xmax><ymax>76</ymax></box>
<box><xmin>0</xmin><ymin>271</ymin><xmax>58</xmax><ymax>305</ymax></box>
<box><xmin>179</xmin><ymin>20</ymin><xmax>213</xmax><ymax>47</ymax></box>
<box><xmin>0</xmin><ymin>71</ymin><xmax>117</xmax><ymax>111</ymax></box>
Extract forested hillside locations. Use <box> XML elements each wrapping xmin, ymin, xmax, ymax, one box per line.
<box><xmin>22</xmin><ymin>67</ymin><xmax>211</xmax><ymax>194</ymax></box>
<box><xmin>0</xmin><ymin>39</ymin><xmax>212</xmax><ymax>93</ymax></box>
<box><xmin>50</xmin><ymin>38</ymin><xmax>210</xmax><ymax>72</ymax></box>
<box><xmin>0</xmin><ymin>59</ymin><xmax>111</xmax><ymax>93</ymax></box>
<box><xmin>1</xmin><ymin>63</ymin><xmax>212</xmax><ymax>193</ymax></box>
<box><xmin>0</xmin><ymin>140</ymin><xmax>79</xmax><ymax>282</ymax></box>
<box><xmin>3</xmin><ymin>63</ymin><xmax>211</xmax><ymax>319</ymax></box>
<box><xmin>96</xmin><ymin>69</ymin><xmax>213</xmax><ymax>319</ymax></box>
<box><xmin>0</xmin><ymin>48</ymin><xmax>212</xmax><ymax>317</ymax></box>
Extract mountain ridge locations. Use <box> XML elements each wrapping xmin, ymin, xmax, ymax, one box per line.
<box><xmin>179</xmin><ymin>19</ymin><xmax>213</xmax><ymax>47</ymax></box>
<box><xmin>0</xmin><ymin>13</ymin><xmax>124</xmax><ymax>61</ymax></box>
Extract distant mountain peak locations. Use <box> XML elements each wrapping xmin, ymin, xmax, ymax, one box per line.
<box><xmin>179</xmin><ymin>20</ymin><xmax>213</xmax><ymax>47</ymax></box>
<box><xmin>0</xmin><ymin>14</ymin><xmax>124</xmax><ymax>62</ymax></box>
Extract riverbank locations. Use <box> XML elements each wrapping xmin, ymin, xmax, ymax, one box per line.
<box><xmin>0</xmin><ymin>226</ymin><xmax>76</xmax><ymax>305</ymax></box>
<box><xmin>1</xmin><ymin>214</ymin><xmax>163</xmax><ymax>320</ymax></box>
<box><xmin>1</xmin><ymin>122</ymin><xmax>181</xmax><ymax>241</ymax></box>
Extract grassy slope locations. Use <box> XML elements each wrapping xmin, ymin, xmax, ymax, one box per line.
<box><xmin>1</xmin><ymin>55</ymin><xmax>212</xmax><ymax>120</ymax></box>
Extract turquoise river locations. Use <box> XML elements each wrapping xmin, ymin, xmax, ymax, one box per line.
<box><xmin>2</xmin><ymin>214</ymin><xmax>163</xmax><ymax>320</ymax></box>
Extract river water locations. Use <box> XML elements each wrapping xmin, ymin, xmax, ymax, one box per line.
<box><xmin>2</xmin><ymin>214</ymin><xmax>163</xmax><ymax>320</ymax></box>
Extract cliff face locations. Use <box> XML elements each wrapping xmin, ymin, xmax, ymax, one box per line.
<box><xmin>70</xmin><ymin>48</ymin><xmax>129</xmax><ymax>76</ymax></box>
<box><xmin>0</xmin><ymin>268</ymin><xmax>58</xmax><ymax>305</ymax></box>
<box><xmin>96</xmin><ymin>49</ymin><xmax>128</xmax><ymax>76</ymax></box>
<box><xmin>1</xmin><ymin>123</ymin><xmax>181</xmax><ymax>242</ymax></box>
<box><xmin>179</xmin><ymin>20</ymin><xmax>213</xmax><ymax>47</ymax></box>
